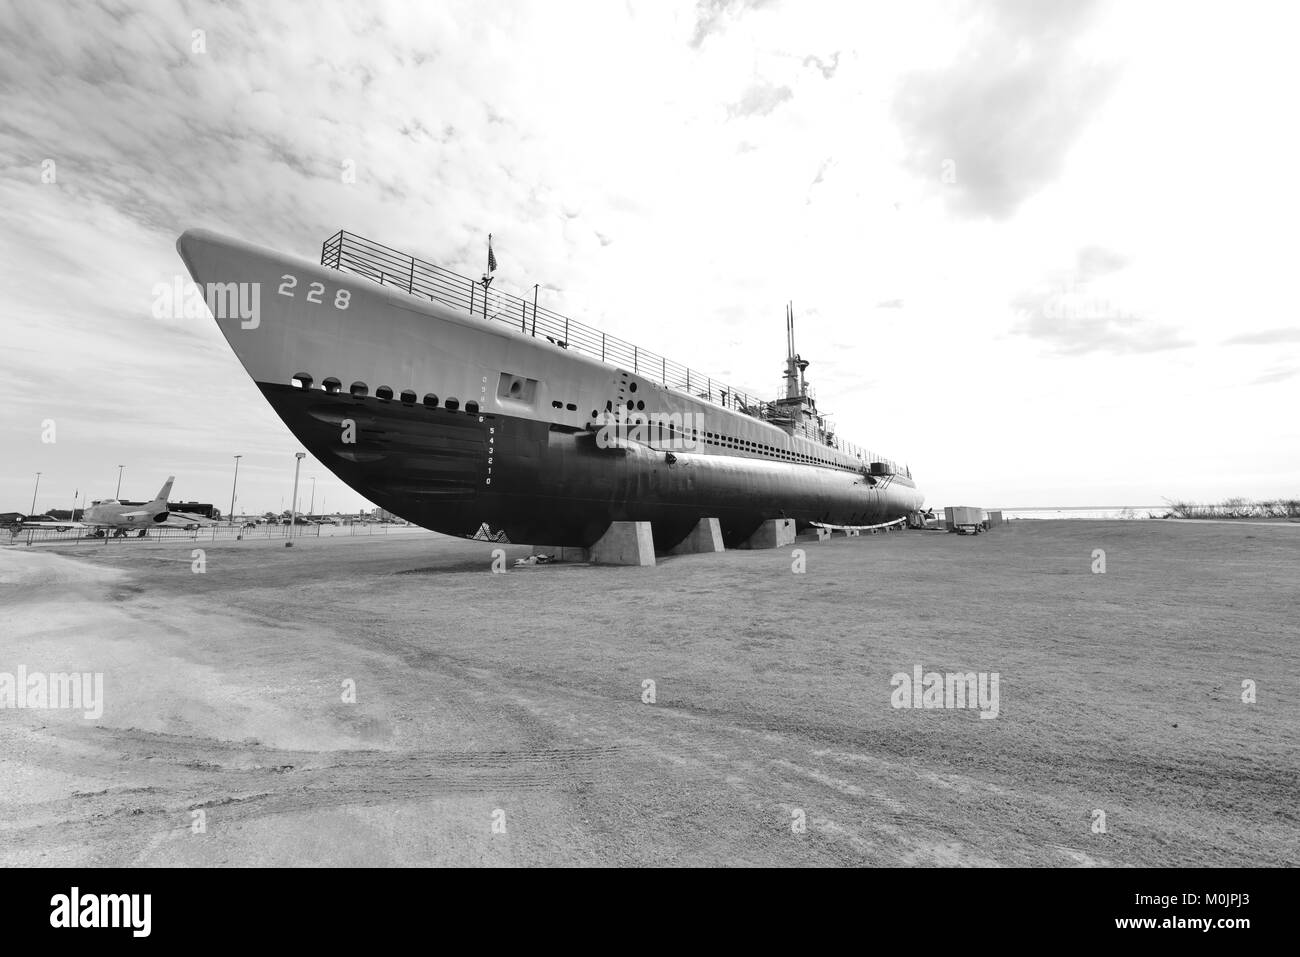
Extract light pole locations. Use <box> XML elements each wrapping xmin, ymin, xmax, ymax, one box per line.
<box><xmin>229</xmin><ymin>455</ymin><xmax>242</xmax><ymax>525</ymax></box>
<box><xmin>309</xmin><ymin>477</ymin><xmax>316</xmax><ymax>517</ymax></box>
<box><xmin>115</xmin><ymin>465</ymin><xmax>124</xmax><ymax>499</ymax></box>
<box><xmin>29</xmin><ymin>472</ymin><xmax>41</xmax><ymax>516</ymax></box>
<box><xmin>290</xmin><ymin>453</ymin><xmax>305</xmax><ymax>538</ymax></box>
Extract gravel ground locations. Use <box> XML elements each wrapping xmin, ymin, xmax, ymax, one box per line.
<box><xmin>1</xmin><ymin>520</ymin><xmax>1296</xmax><ymax>866</ymax></box>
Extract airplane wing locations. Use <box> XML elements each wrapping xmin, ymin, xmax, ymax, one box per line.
<box><xmin>13</xmin><ymin>521</ymin><xmax>88</xmax><ymax>530</ymax></box>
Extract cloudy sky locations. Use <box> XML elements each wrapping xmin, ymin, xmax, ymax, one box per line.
<box><xmin>3</xmin><ymin>0</ymin><xmax>1298</xmax><ymax>516</ymax></box>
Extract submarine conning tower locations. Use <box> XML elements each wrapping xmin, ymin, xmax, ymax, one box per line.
<box><xmin>768</xmin><ymin>302</ymin><xmax>913</xmax><ymax>483</ymax></box>
<box><xmin>771</xmin><ymin>302</ymin><xmax>825</xmax><ymax>445</ymax></box>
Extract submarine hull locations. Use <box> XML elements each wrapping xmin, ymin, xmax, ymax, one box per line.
<box><xmin>178</xmin><ymin>228</ymin><xmax>924</xmax><ymax>548</ymax></box>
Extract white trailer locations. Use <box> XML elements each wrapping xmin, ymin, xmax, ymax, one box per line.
<box><xmin>946</xmin><ymin>506</ymin><xmax>985</xmax><ymax>535</ymax></box>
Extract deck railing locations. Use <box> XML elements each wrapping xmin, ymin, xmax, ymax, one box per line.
<box><xmin>321</xmin><ymin>229</ymin><xmax>901</xmax><ymax>473</ymax></box>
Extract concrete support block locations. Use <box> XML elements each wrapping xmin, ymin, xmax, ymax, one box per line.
<box><xmin>845</xmin><ymin>528</ymin><xmax>860</xmax><ymax>537</ymax></box>
<box><xmin>590</xmin><ymin>521</ymin><xmax>655</xmax><ymax>566</ymax></box>
<box><xmin>740</xmin><ymin>518</ymin><xmax>797</xmax><ymax>549</ymax></box>
<box><xmin>668</xmin><ymin>517</ymin><xmax>724</xmax><ymax>555</ymax></box>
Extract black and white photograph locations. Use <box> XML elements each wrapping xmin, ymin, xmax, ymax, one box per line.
<box><xmin>0</xmin><ymin>0</ymin><xmax>1293</xmax><ymax>924</ymax></box>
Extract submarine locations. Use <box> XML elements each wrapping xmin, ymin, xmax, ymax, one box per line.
<box><xmin>176</xmin><ymin>228</ymin><xmax>923</xmax><ymax>549</ymax></box>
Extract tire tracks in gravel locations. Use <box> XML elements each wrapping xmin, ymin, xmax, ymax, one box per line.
<box><xmin>3</xmin><ymin>722</ymin><xmax>636</xmax><ymax>847</ymax></box>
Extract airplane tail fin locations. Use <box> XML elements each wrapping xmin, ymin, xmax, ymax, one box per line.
<box><xmin>153</xmin><ymin>476</ymin><xmax>175</xmax><ymax>505</ymax></box>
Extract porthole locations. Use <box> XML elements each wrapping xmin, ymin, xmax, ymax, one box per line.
<box><xmin>400</xmin><ymin>390</ymin><xmax>416</xmax><ymax>404</ymax></box>
<box><xmin>553</xmin><ymin>401</ymin><xmax>563</xmax><ymax>409</ymax></box>
<box><xmin>350</xmin><ymin>382</ymin><xmax>368</xmax><ymax>397</ymax></box>
<box><xmin>376</xmin><ymin>386</ymin><xmax>394</xmax><ymax>401</ymax></box>
<box><xmin>629</xmin><ymin>382</ymin><xmax>638</xmax><ymax>393</ymax></box>
<box><xmin>566</xmin><ymin>403</ymin><xmax>577</xmax><ymax>411</ymax></box>
<box><xmin>322</xmin><ymin>377</ymin><xmax>341</xmax><ymax>394</ymax></box>
<box><xmin>626</xmin><ymin>400</ymin><xmax>634</xmax><ymax>410</ymax></box>
<box><xmin>466</xmin><ymin>401</ymin><xmax>479</xmax><ymax>414</ymax></box>
<box><xmin>445</xmin><ymin>397</ymin><xmax>460</xmax><ymax>411</ymax></box>
<box><xmin>423</xmin><ymin>394</ymin><xmax>439</xmax><ymax>408</ymax></box>
<box><xmin>292</xmin><ymin>373</ymin><xmax>312</xmax><ymax>389</ymax></box>
<box><xmin>636</xmin><ymin>400</ymin><xmax>645</xmax><ymax>410</ymax></box>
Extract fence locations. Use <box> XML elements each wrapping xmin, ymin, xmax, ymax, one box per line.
<box><xmin>4</xmin><ymin>523</ymin><xmax>406</xmax><ymax>546</ymax></box>
<box><xmin>321</xmin><ymin>229</ymin><xmax>902</xmax><ymax>473</ymax></box>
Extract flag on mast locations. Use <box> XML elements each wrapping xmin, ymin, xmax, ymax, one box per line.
<box><xmin>487</xmin><ymin>234</ymin><xmax>497</xmax><ymax>273</ymax></box>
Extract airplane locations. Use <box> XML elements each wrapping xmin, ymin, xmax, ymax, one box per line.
<box><xmin>81</xmin><ymin>476</ymin><xmax>184</xmax><ymax>536</ymax></box>
<box><xmin>13</xmin><ymin>477</ymin><xmax>215</xmax><ymax>537</ymax></box>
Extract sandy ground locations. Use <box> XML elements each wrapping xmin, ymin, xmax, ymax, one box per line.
<box><xmin>0</xmin><ymin>520</ymin><xmax>1296</xmax><ymax>867</ymax></box>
